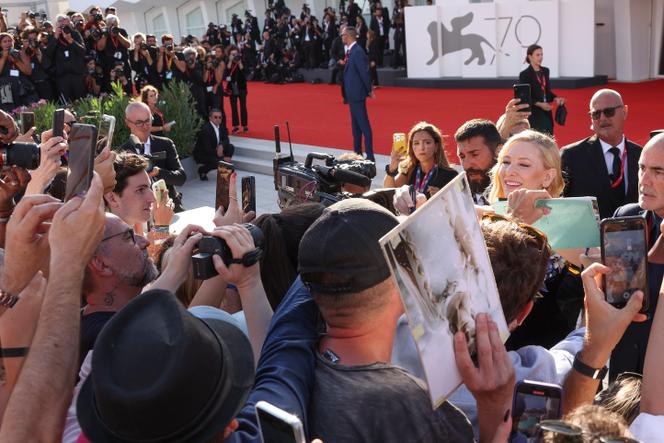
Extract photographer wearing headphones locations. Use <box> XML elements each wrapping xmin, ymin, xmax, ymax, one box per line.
<box><xmin>44</xmin><ymin>14</ymin><xmax>87</xmax><ymax>102</ymax></box>
<box><xmin>96</xmin><ymin>14</ymin><xmax>131</xmax><ymax>95</ymax></box>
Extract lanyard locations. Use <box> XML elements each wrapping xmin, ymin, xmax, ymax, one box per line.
<box><xmin>415</xmin><ymin>165</ymin><xmax>437</xmax><ymax>193</ymax></box>
<box><xmin>610</xmin><ymin>146</ymin><xmax>628</xmax><ymax>189</ymax></box>
<box><xmin>535</xmin><ymin>69</ymin><xmax>546</xmax><ymax>100</ymax></box>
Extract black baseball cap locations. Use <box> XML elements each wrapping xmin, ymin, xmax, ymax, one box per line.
<box><xmin>298</xmin><ymin>198</ymin><xmax>399</xmax><ymax>294</ymax></box>
<box><xmin>77</xmin><ymin>289</ymin><xmax>254</xmax><ymax>442</ymax></box>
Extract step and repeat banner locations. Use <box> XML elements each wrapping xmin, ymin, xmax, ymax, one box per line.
<box><xmin>405</xmin><ymin>0</ymin><xmax>594</xmax><ymax>79</ymax></box>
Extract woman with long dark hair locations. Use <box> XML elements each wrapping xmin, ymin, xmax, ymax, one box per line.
<box><xmin>518</xmin><ymin>44</ymin><xmax>565</xmax><ymax>135</ymax></box>
<box><xmin>383</xmin><ymin>121</ymin><xmax>457</xmax><ymax>197</ymax></box>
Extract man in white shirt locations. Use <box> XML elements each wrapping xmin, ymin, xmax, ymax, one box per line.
<box><xmin>193</xmin><ymin>108</ymin><xmax>234</xmax><ymax>181</ymax></box>
<box><xmin>561</xmin><ymin>89</ymin><xmax>641</xmax><ymax>219</ymax></box>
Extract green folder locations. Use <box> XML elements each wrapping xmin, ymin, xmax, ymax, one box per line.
<box><xmin>493</xmin><ymin>197</ymin><xmax>601</xmax><ymax>250</ymax></box>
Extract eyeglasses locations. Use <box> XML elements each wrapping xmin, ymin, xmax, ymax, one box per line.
<box><xmin>589</xmin><ymin>105</ymin><xmax>623</xmax><ymax>120</ymax></box>
<box><xmin>126</xmin><ymin>118</ymin><xmax>151</xmax><ymax>127</ymax></box>
<box><xmin>211</xmin><ymin>115</ymin><xmax>222</xmax><ymax>120</ymax></box>
<box><xmin>101</xmin><ymin>228</ymin><xmax>137</xmax><ymax>245</ymax></box>
<box><xmin>537</xmin><ymin>420</ymin><xmax>640</xmax><ymax>443</ymax></box>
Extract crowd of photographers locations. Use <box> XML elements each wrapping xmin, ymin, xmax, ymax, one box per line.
<box><xmin>0</xmin><ymin>0</ymin><xmax>408</xmax><ymax>114</ymax></box>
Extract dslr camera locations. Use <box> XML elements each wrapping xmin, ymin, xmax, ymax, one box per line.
<box><xmin>140</xmin><ymin>42</ymin><xmax>148</xmax><ymax>50</ymax></box>
<box><xmin>61</xmin><ymin>25</ymin><xmax>73</xmax><ymax>34</ymax></box>
<box><xmin>165</xmin><ymin>43</ymin><xmax>174</xmax><ymax>51</ymax></box>
<box><xmin>8</xmin><ymin>48</ymin><xmax>20</xmax><ymax>58</ymax></box>
<box><xmin>93</xmin><ymin>13</ymin><xmax>104</xmax><ymax>22</ymax></box>
<box><xmin>0</xmin><ymin>142</ymin><xmax>40</xmax><ymax>169</ymax></box>
<box><xmin>192</xmin><ymin>224</ymin><xmax>264</xmax><ymax>280</ymax></box>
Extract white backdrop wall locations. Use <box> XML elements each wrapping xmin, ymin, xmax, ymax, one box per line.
<box><xmin>406</xmin><ymin>0</ymin><xmax>594</xmax><ymax>79</ymax></box>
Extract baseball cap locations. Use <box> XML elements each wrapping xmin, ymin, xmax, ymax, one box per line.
<box><xmin>298</xmin><ymin>198</ymin><xmax>399</xmax><ymax>294</ymax></box>
<box><xmin>77</xmin><ymin>289</ymin><xmax>254</xmax><ymax>442</ymax></box>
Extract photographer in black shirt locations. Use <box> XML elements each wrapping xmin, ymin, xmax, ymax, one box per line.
<box><xmin>0</xmin><ymin>32</ymin><xmax>33</xmax><ymax>111</ymax></box>
<box><xmin>130</xmin><ymin>32</ymin><xmax>156</xmax><ymax>92</ymax></box>
<box><xmin>83</xmin><ymin>8</ymin><xmax>106</xmax><ymax>52</ymax></box>
<box><xmin>224</xmin><ymin>45</ymin><xmax>248</xmax><ymax>133</ymax></box>
<box><xmin>97</xmin><ymin>14</ymin><xmax>131</xmax><ymax>95</ymax></box>
<box><xmin>178</xmin><ymin>46</ymin><xmax>207</xmax><ymax>118</ymax></box>
<box><xmin>156</xmin><ymin>34</ymin><xmax>181</xmax><ymax>89</ymax></box>
<box><xmin>44</xmin><ymin>14</ymin><xmax>87</xmax><ymax>102</ymax></box>
<box><xmin>21</xmin><ymin>27</ymin><xmax>53</xmax><ymax>100</ymax></box>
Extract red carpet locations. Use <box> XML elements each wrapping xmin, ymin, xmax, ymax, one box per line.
<box><xmin>228</xmin><ymin>79</ymin><xmax>664</xmax><ymax>162</ymax></box>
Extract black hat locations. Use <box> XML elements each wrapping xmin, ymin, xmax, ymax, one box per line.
<box><xmin>298</xmin><ymin>198</ymin><xmax>399</xmax><ymax>294</ymax></box>
<box><xmin>77</xmin><ymin>289</ymin><xmax>254</xmax><ymax>442</ymax></box>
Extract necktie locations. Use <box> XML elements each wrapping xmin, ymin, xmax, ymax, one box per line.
<box><xmin>343</xmin><ymin>49</ymin><xmax>349</xmax><ymax>65</ymax></box>
<box><xmin>609</xmin><ymin>146</ymin><xmax>625</xmax><ymax>201</ymax></box>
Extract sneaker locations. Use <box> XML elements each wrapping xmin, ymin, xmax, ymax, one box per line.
<box><xmin>232</xmin><ymin>127</ymin><xmax>239</xmax><ymax>134</ymax></box>
<box><xmin>243</xmin><ymin>126</ymin><xmax>249</xmax><ymax>132</ymax></box>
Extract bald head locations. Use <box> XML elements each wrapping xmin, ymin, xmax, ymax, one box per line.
<box><xmin>645</xmin><ymin>133</ymin><xmax>664</xmax><ymax>152</ymax></box>
<box><xmin>589</xmin><ymin>88</ymin><xmax>628</xmax><ymax>146</ymax></box>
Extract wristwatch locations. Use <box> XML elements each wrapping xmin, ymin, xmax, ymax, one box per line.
<box><xmin>573</xmin><ymin>352</ymin><xmax>608</xmax><ymax>380</ymax></box>
<box><xmin>0</xmin><ymin>289</ymin><xmax>19</xmax><ymax>308</ymax></box>
<box><xmin>385</xmin><ymin>164</ymin><xmax>398</xmax><ymax>177</ymax></box>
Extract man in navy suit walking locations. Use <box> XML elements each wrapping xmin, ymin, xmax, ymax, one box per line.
<box><xmin>342</xmin><ymin>27</ymin><xmax>375</xmax><ymax>162</ymax></box>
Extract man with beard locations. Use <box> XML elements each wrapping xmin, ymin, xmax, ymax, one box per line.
<box><xmin>455</xmin><ymin>119</ymin><xmax>502</xmax><ymax>204</ymax></box>
<box><xmin>79</xmin><ymin>213</ymin><xmax>160</xmax><ymax>368</ymax></box>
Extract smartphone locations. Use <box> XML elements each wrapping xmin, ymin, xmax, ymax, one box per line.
<box><xmin>600</xmin><ymin>216</ymin><xmax>649</xmax><ymax>312</ymax></box>
<box><xmin>392</xmin><ymin>132</ymin><xmax>407</xmax><ymax>157</ymax></box>
<box><xmin>20</xmin><ymin>111</ymin><xmax>35</xmax><ymax>134</ymax></box>
<box><xmin>96</xmin><ymin>114</ymin><xmax>116</xmax><ymax>154</ymax></box>
<box><xmin>242</xmin><ymin>176</ymin><xmax>256</xmax><ymax>214</ymax></box>
<box><xmin>152</xmin><ymin>179</ymin><xmax>168</xmax><ymax>205</ymax></box>
<box><xmin>64</xmin><ymin>123</ymin><xmax>98</xmax><ymax>201</ymax></box>
<box><xmin>510</xmin><ymin>380</ymin><xmax>562</xmax><ymax>442</ymax></box>
<box><xmin>52</xmin><ymin>108</ymin><xmax>65</xmax><ymax>138</ymax></box>
<box><xmin>215</xmin><ymin>161</ymin><xmax>235</xmax><ymax>210</ymax></box>
<box><xmin>255</xmin><ymin>401</ymin><xmax>306</xmax><ymax>443</ymax></box>
<box><xmin>513</xmin><ymin>83</ymin><xmax>531</xmax><ymax>113</ymax></box>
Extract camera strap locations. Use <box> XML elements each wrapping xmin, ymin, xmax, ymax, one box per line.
<box><xmin>229</xmin><ymin>247</ymin><xmax>263</xmax><ymax>267</ymax></box>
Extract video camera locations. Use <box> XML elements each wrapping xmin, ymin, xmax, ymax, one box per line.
<box><xmin>272</xmin><ymin>124</ymin><xmax>377</xmax><ymax>208</ymax></box>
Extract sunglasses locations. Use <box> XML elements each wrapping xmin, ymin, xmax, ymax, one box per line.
<box><xmin>589</xmin><ymin>105</ymin><xmax>623</xmax><ymax>120</ymax></box>
<box><xmin>538</xmin><ymin>420</ymin><xmax>640</xmax><ymax>443</ymax></box>
<box><xmin>101</xmin><ymin>228</ymin><xmax>137</xmax><ymax>245</ymax></box>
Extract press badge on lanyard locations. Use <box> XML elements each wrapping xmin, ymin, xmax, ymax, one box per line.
<box><xmin>9</xmin><ymin>70</ymin><xmax>19</xmax><ymax>77</ymax></box>
<box><xmin>64</xmin><ymin>50</ymin><xmax>69</xmax><ymax>58</ymax></box>
<box><xmin>166</xmin><ymin>71</ymin><xmax>173</xmax><ymax>80</ymax></box>
<box><xmin>114</xmin><ymin>51</ymin><xmax>122</xmax><ymax>60</ymax></box>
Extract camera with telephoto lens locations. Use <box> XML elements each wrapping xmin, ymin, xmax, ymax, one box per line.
<box><xmin>9</xmin><ymin>48</ymin><xmax>20</xmax><ymax>58</ymax></box>
<box><xmin>62</xmin><ymin>25</ymin><xmax>72</xmax><ymax>34</ymax></box>
<box><xmin>140</xmin><ymin>42</ymin><xmax>148</xmax><ymax>50</ymax></box>
<box><xmin>165</xmin><ymin>43</ymin><xmax>174</xmax><ymax>51</ymax></box>
<box><xmin>192</xmin><ymin>224</ymin><xmax>264</xmax><ymax>280</ymax></box>
<box><xmin>111</xmin><ymin>27</ymin><xmax>120</xmax><ymax>36</ymax></box>
<box><xmin>272</xmin><ymin>126</ymin><xmax>377</xmax><ymax>208</ymax></box>
<box><xmin>28</xmin><ymin>11</ymin><xmax>36</xmax><ymax>19</ymax></box>
<box><xmin>73</xmin><ymin>19</ymin><xmax>84</xmax><ymax>29</ymax></box>
<box><xmin>0</xmin><ymin>142</ymin><xmax>40</xmax><ymax>169</ymax></box>
<box><xmin>93</xmin><ymin>13</ymin><xmax>104</xmax><ymax>22</ymax></box>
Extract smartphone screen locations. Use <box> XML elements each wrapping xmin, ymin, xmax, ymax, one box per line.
<box><xmin>64</xmin><ymin>123</ymin><xmax>98</xmax><ymax>201</ymax></box>
<box><xmin>53</xmin><ymin>108</ymin><xmax>65</xmax><ymax>138</ymax></box>
<box><xmin>215</xmin><ymin>161</ymin><xmax>235</xmax><ymax>210</ymax></box>
<box><xmin>510</xmin><ymin>381</ymin><xmax>562</xmax><ymax>441</ymax></box>
<box><xmin>256</xmin><ymin>402</ymin><xmax>305</xmax><ymax>443</ymax></box>
<box><xmin>601</xmin><ymin>216</ymin><xmax>649</xmax><ymax>312</ymax></box>
<box><xmin>392</xmin><ymin>132</ymin><xmax>407</xmax><ymax>157</ymax></box>
<box><xmin>20</xmin><ymin>112</ymin><xmax>35</xmax><ymax>134</ymax></box>
<box><xmin>242</xmin><ymin>176</ymin><xmax>256</xmax><ymax>213</ymax></box>
<box><xmin>513</xmin><ymin>83</ymin><xmax>531</xmax><ymax>113</ymax></box>
<box><xmin>96</xmin><ymin>114</ymin><xmax>116</xmax><ymax>154</ymax></box>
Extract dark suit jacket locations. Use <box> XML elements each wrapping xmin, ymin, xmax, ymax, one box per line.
<box><xmin>561</xmin><ymin>136</ymin><xmax>642</xmax><ymax>219</ymax></box>
<box><xmin>370</xmin><ymin>15</ymin><xmax>391</xmax><ymax>39</ymax></box>
<box><xmin>120</xmin><ymin>135</ymin><xmax>186</xmax><ymax>188</ymax></box>
<box><xmin>194</xmin><ymin>121</ymin><xmax>232</xmax><ymax>162</ymax></box>
<box><xmin>518</xmin><ymin>65</ymin><xmax>556</xmax><ymax>104</ymax></box>
<box><xmin>343</xmin><ymin>43</ymin><xmax>371</xmax><ymax>102</ymax></box>
<box><xmin>609</xmin><ymin>203</ymin><xmax>664</xmax><ymax>379</ymax></box>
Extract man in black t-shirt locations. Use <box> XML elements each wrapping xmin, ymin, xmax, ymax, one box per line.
<box><xmin>44</xmin><ymin>14</ymin><xmax>87</xmax><ymax>102</ymax></box>
<box><xmin>96</xmin><ymin>14</ymin><xmax>131</xmax><ymax>94</ymax></box>
<box><xmin>79</xmin><ymin>213</ymin><xmax>159</xmax><ymax>368</ymax></box>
